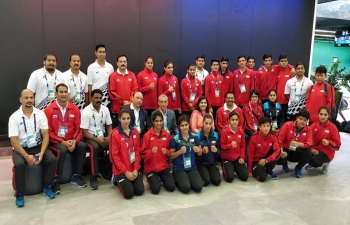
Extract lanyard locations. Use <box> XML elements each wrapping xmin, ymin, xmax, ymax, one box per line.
<box><xmin>294</xmin><ymin>77</ymin><xmax>305</xmax><ymax>95</ymax></box>
<box><xmin>238</xmin><ymin>70</ymin><xmax>247</xmax><ymax>85</ymax></box>
<box><xmin>165</xmin><ymin>74</ymin><xmax>175</xmax><ymax>88</ymax></box>
<box><xmin>44</xmin><ymin>69</ymin><xmax>57</xmax><ymax>89</ymax></box>
<box><xmin>211</xmin><ymin>73</ymin><xmax>219</xmax><ymax>89</ymax></box>
<box><xmin>123</xmin><ymin>132</ymin><xmax>135</xmax><ymax>153</ymax></box>
<box><xmin>249</xmin><ymin>102</ymin><xmax>259</xmax><ymax>122</ymax></box>
<box><xmin>22</xmin><ymin>114</ymin><xmax>36</xmax><ymax>134</ymax></box>
<box><xmin>294</xmin><ymin>123</ymin><xmax>303</xmax><ymax>140</ymax></box>
<box><xmin>55</xmin><ymin>109</ymin><xmax>69</xmax><ymax>126</ymax></box>
<box><xmin>187</xmin><ymin>77</ymin><xmax>197</xmax><ymax>93</ymax></box>
<box><xmin>71</xmin><ymin>74</ymin><xmax>83</xmax><ymax>92</ymax></box>
<box><xmin>92</xmin><ymin>111</ymin><xmax>103</xmax><ymax>128</ymax></box>
<box><xmin>269</xmin><ymin>102</ymin><xmax>278</xmax><ymax>119</ymax></box>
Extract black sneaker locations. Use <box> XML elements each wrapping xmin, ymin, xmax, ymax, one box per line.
<box><xmin>71</xmin><ymin>174</ymin><xmax>87</xmax><ymax>188</ymax></box>
<box><xmin>90</xmin><ymin>175</ymin><xmax>98</xmax><ymax>190</ymax></box>
<box><xmin>98</xmin><ymin>171</ymin><xmax>110</xmax><ymax>181</ymax></box>
<box><xmin>52</xmin><ymin>179</ymin><xmax>61</xmax><ymax>194</ymax></box>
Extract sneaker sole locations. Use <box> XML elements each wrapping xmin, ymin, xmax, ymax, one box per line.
<box><xmin>54</xmin><ymin>191</ymin><xmax>61</xmax><ymax>194</ymax></box>
<box><xmin>16</xmin><ymin>204</ymin><xmax>25</xmax><ymax>208</ymax></box>
<box><xmin>90</xmin><ymin>186</ymin><xmax>98</xmax><ymax>190</ymax></box>
<box><xmin>70</xmin><ymin>181</ymin><xmax>87</xmax><ymax>188</ymax></box>
<box><xmin>43</xmin><ymin>193</ymin><xmax>56</xmax><ymax>199</ymax></box>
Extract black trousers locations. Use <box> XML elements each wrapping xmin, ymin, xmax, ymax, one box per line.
<box><xmin>308</xmin><ymin>152</ymin><xmax>330</xmax><ymax>168</ymax></box>
<box><xmin>197</xmin><ymin>163</ymin><xmax>221</xmax><ymax>186</ymax></box>
<box><xmin>50</xmin><ymin>141</ymin><xmax>87</xmax><ymax>178</ymax></box>
<box><xmin>85</xmin><ymin>139</ymin><xmax>106</xmax><ymax>176</ymax></box>
<box><xmin>111</xmin><ymin>113</ymin><xmax>119</xmax><ymax>129</ymax></box>
<box><xmin>252</xmin><ymin>150</ymin><xmax>276</xmax><ymax>182</ymax></box>
<box><xmin>277</xmin><ymin>148</ymin><xmax>312</xmax><ymax>170</ymax></box>
<box><xmin>173</xmin><ymin>170</ymin><xmax>202</xmax><ymax>193</ymax></box>
<box><xmin>115</xmin><ymin>173</ymin><xmax>144</xmax><ymax>199</ymax></box>
<box><xmin>286</xmin><ymin>113</ymin><xmax>297</xmax><ymax>122</ymax></box>
<box><xmin>222</xmin><ymin>159</ymin><xmax>248</xmax><ymax>182</ymax></box>
<box><xmin>212</xmin><ymin>106</ymin><xmax>219</xmax><ymax>127</ymax></box>
<box><xmin>146</xmin><ymin>168</ymin><xmax>175</xmax><ymax>194</ymax></box>
<box><xmin>13</xmin><ymin>146</ymin><xmax>56</xmax><ymax>194</ymax></box>
<box><xmin>281</xmin><ymin>103</ymin><xmax>288</xmax><ymax>122</ymax></box>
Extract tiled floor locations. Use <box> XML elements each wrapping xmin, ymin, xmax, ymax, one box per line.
<box><xmin>0</xmin><ymin>132</ymin><xmax>349</xmax><ymax>225</ymax></box>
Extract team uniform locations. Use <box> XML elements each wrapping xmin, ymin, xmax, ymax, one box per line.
<box><xmin>63</xmin><ymin>69</ymin><xmax>88</xmax><ymax>111</ymax></box>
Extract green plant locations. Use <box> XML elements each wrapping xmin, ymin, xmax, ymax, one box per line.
<box><xmin>327</xmin><ymin>61</ymin><xmax>350</xmax><ymax>92</ymax></box>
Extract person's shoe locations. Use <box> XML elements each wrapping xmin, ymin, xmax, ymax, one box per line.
<box><xmin>295</xmin><ymin>169</ymin><xmax>302</xmax><ymax>178</ymax></box>
<box><xmin>71</xmin><ymin>174</ymin><xmax>87</xmax><ymax>188</ymax></box>
<box><xmin>111</xmin><ymin>175</ymin><xmax>118</xmax><ymax>187</ymax></box>
<box><xmin>321</xmin><ymin>163</ymin><xmax>330</xmax><ymax>174</ymax></box>
<box><xmin>98</xmin><ymin>171</ymin><xmax>110</xmax><ymax>181</ymax></box>
<box><xmin>15</xmin><ymin>193</ymin><xmax>25</xmax><ymax>207</ymax></box>
<box><xmin>282</xmin><ymin>164</ymin><xmax>290</xmax><ymax>173</ymax></box>
<box><xmin>305</xmin><ymin>164</ymin><xmax>314</xmax><ymax>170</ymax></box>
<box><xmin>43</xmin><ymin>185</ymin><xmax>56</xmax><ymax>199</ymax></box>
<box><xmin>90</xmin><ymin>175</ymin><xmax>98</xmax><ymax>190</ymax></box>
<box><xmin>267</xmin><ymin>173</ymin><xmax>279</xmax><ymax>180</ymax></box>
<box><xmin>52</xmin><ymin>179</ymin><xmax>61</xmax><ymax>194</ymax></box>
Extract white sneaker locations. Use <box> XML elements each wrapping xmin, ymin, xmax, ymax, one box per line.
<box><xmin>305</xmin><ymin>165</ymin><xmax>314</xmax><ymax>170</ymax></box>
<box><xmin>321</xmin><ymin>163</ymin><xmax>330</xmax><ymax>174</ymax></box>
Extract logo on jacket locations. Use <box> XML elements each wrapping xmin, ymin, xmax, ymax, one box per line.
<box><xmin>144</xmin><ymin>77</ymin><xmax>148</xmax><ymax>80</ymax></box>
<box><xmin>53</xmin><ymin>115</ymin><xmax>57</xmax><ymax>118</ymax></box>
<box><xmin>324</xmin><ymin>130</ymin><xmax>329</xmax><ymax>133</ymax></box>
<box><xmin>117</xmin><ymin>79</ymin><xmax>120</xmax><ymax>82</ymax></box>
<box><xmin>151</xmin><ymin>137</ymin><xmax>154</xmax><ymax>140</ymax></box>
<box><xmin>162</xmin><ymin>137</ymin><xmax>167</xmax><ymax>141</ymax></box>
<box><xmin>128</xmin><ymin>78</ymin><xmax>132</xmax><ymax>81</ymax></box>
<box><xmin>69</xmin><ymin>114</ymin><xmax>74</xmax><ymax>118</ymax></box>
<box><xmin>257</xmin><ymin>144</ymin><xmax>261</xmax><ymax>147</ymax></box>
<box><xmin>269</xmin><ymin>143</ymin><xmax>272</xmax><ymax>146</ymax></box>
<box><xmin>154</xmin><ymin>78</ymin><xmax>157</xmax><ymax>80</ymax></box>
<box><xmin>302</xmin><ymin>133</ymin><xmax>306</xmax><ymax>136</ymax></box>
<box><xmin>227</xmin><ymin>136</ymin><xmax>231</xmax><ymax>139</ymax></box>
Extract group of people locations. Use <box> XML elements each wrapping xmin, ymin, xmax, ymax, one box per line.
<box><xmin>8</xmin><ymin>44</ymin><xmax>341</xmax><ymax>207</ymax></box>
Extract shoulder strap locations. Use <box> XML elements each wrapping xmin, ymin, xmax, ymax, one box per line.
<box><xmin>324</xmin><ymin>82</ymin><xmax>328</xmax><ymax>96</ymax></box>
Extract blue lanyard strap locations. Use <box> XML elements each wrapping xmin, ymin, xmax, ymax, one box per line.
<box><xmin>238</xmin><ymin>70</ymin><xmax>247</xmax><ymax>85</ymax></box>
<box><xmin>44</xmin><ymin>71</ymin><xmax>57</xmax><ymax>89</ymax></box>
<box><xmin>71</xmin><ymin>74</ymin><xmax>83</xmax><ymax>92</ymax></box>
<box><xmin>92</xmin><ymin>111</ymin><xmax>103</xmax><ymax>128</ymax></box>
<box><xmin>294</xmin><ymin>78</ymin><xmax>305</xmax><ymax>94</ymax></box>
<box><xmin>22</xmin><ymin>114</ymin><xmax>36</xmax><ymax>134</ymax></box>
<box><xmin>55</xmin><ymin>109</ymin><xmax>69</xmax><ymax>126</ymax></box>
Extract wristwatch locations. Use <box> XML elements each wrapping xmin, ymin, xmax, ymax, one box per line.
<box><xmin>265</xmin><ymin>159</ymin><xmax>268</xmax><ymax>164</ymax></box>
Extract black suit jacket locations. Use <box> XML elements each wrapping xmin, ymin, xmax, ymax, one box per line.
<box><xmin>121</xmin><ymin>104</ymin><xmax>151</xmax><ymax>137</ymax></box>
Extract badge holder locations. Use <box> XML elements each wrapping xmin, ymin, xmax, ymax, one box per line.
<box><xmin>26</xmin><ymin>134</ymin><xmax>37</xmax><ymax>148</ymax></box>
<box><xmin>239</xmin><ymin>84</ymin><xmax>246</xmax><ymax>93</ymax></box>
<box><xmin>95</xmin><ymin>128</ymin><xmax>104</xmax><ymax>138</ymax></box>
<box><xmin>183</xmin><ymin>156</ymin><xmax>191</xmax><ymax>168</ymax></box>
<box><xmin>58</xmin><ymin>126</ymin><xmax>67</xmax><ymax>138</ymax></box>
<box><xmin>189</xmin><ymin>93</ymin><xmax>195</xmax><ymax>103</ymax></box>
<box><xmin>215</xmin><ymin>89</ymin><xmax>220</xmax><ymax>97</ymax></box>
<box><xmin>271</xmin><ymin>120</ymin><xmax>278</xmax><ymax>129</ymax></box>
<box><xmin>135</xmin><ymin>124</ymin><xmax>141</xmax><ymax>133</ymax></box>
<box><xmin>172</xmin><ymin>91</ymin><xmax>176</xmax><ymax>100</ymax></box>
<box><xmin>75</xmin><ymin>91</ymin><xmax>81</xmax><ymax>102</ymax></box>
<box><xmin>294</xmin><ymin>94</ymin><xmax>300</xmax><ymax>103</ymax></box>
<box><xmin>289</xmin><ymin>145</ymin><xmax>297</xmax><ymax>151</ymax></box>
<box><xmin>130</xmin><ymin>151</ymin><xmax>135</xmax><ymax>163</ymax></box>
<box><xmin>48</xmin><ymin>89</ymin><xmax>55</xmax><ymax>101</ymax></box>
<box><xmin>253</xmin><ymin>123</ymin><xmax>258</xmax><ymax>131</ymax></box>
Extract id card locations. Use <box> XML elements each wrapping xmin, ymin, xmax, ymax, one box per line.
<box><xmin>75</xmin><ymin>91</ymin><xmax>81</xmax><ymax>102</ymax></box>
<box><xmin>183</xmin><ymin>156</ymin><xmax>191</xmax><ymax>168</ymax></box>
<box><xmin>189</xmin><ymin>93</ymin><xmax>195</xmax><ymax>102</ymax></box>
<box><xmin>293</xmin><ymin>94</ymin><xmax>300</xmax><ymax>103</ymax></box>
<box><xmin>48</xmin><ymin>89</ymin><xmax>55</xmax><ymax>101</ymax></box>
<box><xmin>271</xmin><ymin>120</ymin><xmax>278</xmax><ymax>129</ymax></box>
<box><xmin>135</xmin><ymin>124</ymin><xmax>141</xmax><ymax>133</ymax></box>
<box><xmin>172</xmin><ymin>91</ymin><xmax>176</xmax><ymax>100</ymax></box>
<box><xmin>215</xmin><ymin>89</ymin><xmax>220</xmax><ymax>97</ymax></box>
<box><xmin>26</xmin><ymin>134</ymin><xmax>37</xmax><ymax>148</ymax></box>
<box><xmin>96</xmin><ymin>128</ymin><xmax>104</xmax><ymax>138</ymax></box>
<box><xmin>58</xmin><ymin>126</ymin><xmax>67</xmax><ymax>138</ymax></box>
<box><xmin>253</xmin><ymin>123</ymin><xmax>258</xmax><ymax>131</ymax></box>
<box><xmin>289</xmin><ymin>145</ymin><xmax>297</xmax><ymax>151</ymax></box>
<box><xmin>239</xmin><ymin>84</ymin><xmax>246</xmax><ymax>93</ymax></box>
<box><xmin>130</xmin><ymin>151</ymin><xmax>135</xmax><ymax>163</ymax></box>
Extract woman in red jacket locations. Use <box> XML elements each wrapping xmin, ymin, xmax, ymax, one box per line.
<box><xmin>158</xmin><ymin>60</ymin><xmax>181</xmax><ymax>118</ymax></box>
<box><xmin>220</xmin><ymin>111</ymin><xmax>248</xmax><ymax>182</ymax></box>
<box><xmin>181</xmin><ymin>64</ymin><xmax>202</xmax><ymax>116</ymax></box>
<box><xmin>110</xmin><ymin>109</ymin><xmax>144</xmax><ymax>199</ymax></box>
<box><xmin>141</xmin><ymin>111</ymin><xmax>175</xmax><ymax>194</ymax></box>
<box><xmin>242</xmin><ymin>90</ymin><xmax>263</xmax><ymax>137</ymax></box>
<box><xmin>306</xmin><ymin>106</ymin><xmax>341</xmax><ymax>174</ymax></box>
<box><xmin>137</xmin><ymin>57</ymin><xmax>158</xmax><ymax>115</ymax></box>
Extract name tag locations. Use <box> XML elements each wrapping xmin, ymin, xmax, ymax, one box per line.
<box><xmin>190</xmin><ymin>138</ymin><xmax>194</xmax><ymax>142</ymax></box>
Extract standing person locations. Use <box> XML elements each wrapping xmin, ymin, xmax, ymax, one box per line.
<box><xmin>110</xmin><ymin>109</ymin><xmax>144</xmax><ymax>199</ymax></box>
<box><xmin>141</xmin><ymin>111</ymin><xmax>175</xmax><ymax>194</ymax></box>
<box><xmin>80</xmin><ymin>89</ymin><xmax>113</xmax><ymax>190</ymax></box>
<box><xmin>305</xmin><ymin>65</ymin><xmax>335</xmax><ymax>124</ymax></box>
<box><xmin>248</xmin><ymin>117</ymin><xmax>280</xmax><ymax>182</ymax></box>
<box><xmin>194</xmin><ymin>54</ymin><xmax>209</xmax><ymax>94</ymax></box>
<box><xmin>87</xmin><ymin>44</ymin><xmax>114</xmax><ymax>106</ymax></box>
<box><xmin>256</xmin><ymin>54</ymin><xmax>278</xmax><ymax>103</ymax></box>
<box><xmin>220</xmin><ymin>112</ymin><xmax>248</xmax><ymax>182</ymax></box>
<box><xmin>219</xmin><ymin>57</ymin><xmax>233</xmax><ymax>103</ymax></box>
<box><xmin>63</xmin><ymin>54</ymin><xmax>88</xmax><ymax>111</ymax></box>
<box><xmin>44</xmin><ymin>84</ymin><xmax>87</xmax><ymax>194</ymax></box>
<box><xmin>216</xmin><ymin>91</ymin><xmax>244</xmax><ymax>135</ymax></box>
<box><xmin>27</xmin><ymin>53</ymin><xmax>67</xmax><ymax>110</ymax></box>
<box><xmin>170</xmin><ymin>114</ymin><xmax>203</xmax><ymax>194</ymax></box>
<box><xmin>108</xmin><ymin>55</ymin><xmax>138</xmax><ymax>128</ymax></box>
<box><xmin>285</xmin><ymin>62</ymin><xmax>313</xmax><ymax>121</ymax></box>
<box><xmin>196</xmin><ymin>115</ymin><xmax>221</xmax><ymax>186</ymax></box>
<box><xmin>137</xmin><ymin>57</ymin><xmax>158</xmax><ymax>115</ymax></box>
<box><xmin>181</xmin><ymin>64</ymin><xmax>202</xmax><ymax>116</ymax></box>
<box><xmin>205</xmin><ymin>59</ymin><xmax>224</xmax><ymax>120</ymax></box>
<box><xmin>247</xmin><ymin>56</ymin><xmax>258</xmax><ymax>90</ymax></box>
<box><xmin>242</xmin><ymin>90</ymin><xmax>263</xmax><ymax>138</ymax></box>
<box><xmin>277</xmin><ymin>109</ymin><xmax>312</xmax><ymax>178</ymax></box>
<box><xmin>152</xmin><ymin>94</ymin><xmax>178</xmax><ymax>135</ymax></box>
<box><xmin>232</xmin><ymin>56</ymin><xmax>255</xmax><ymax>107</ymax></box>
<box><xmin>158</xmin><ymin>60</ymin><xmax>182</xmax><ymax>118</ymax></box>
<box><xmin>262</xmin><ymin>90</ymin><xmax>284</xmax><ymax>134</ymax></box>
<box><xmin>9</xmin><ymin>89</ymin><xmax>57</xmax><ymax>207</ymax></box>
<box><xmin>306</xmin><ymin>106</ymin><xmax>341</xmax><ymax>174</ymax></box>
<box><xmin>190</xmin><ymin>96</ymin><xmax>215</xmax><ymax>133</ymax></box>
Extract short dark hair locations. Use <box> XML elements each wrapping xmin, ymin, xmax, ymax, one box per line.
<box><xmin>144</xmin><ymin>56</ymin><xmax>153</xmax><ymax>63</ymax></box>
<box><xmin>69</xmin><ymin>54</ymin><xmax>80</xmax><ymax>61</ymax></box>
<box><xmin>203</xmin><ymin>114</ymin><xmax>213</xmax><ymax>123</ymax></box>
<box><xmin>196</xmin><ymin>54</ymin><xmax>205</xmax><ymax>60</ymax></box>
<box><xmin>196</xmin><ymin>96</ymin><xmax>209</xmax><ymax>113</ymax></box>
<box><xmin>91</xmin><ymin>89</ymin><xmax>103</xmax><ymax>97</ymax></box>
<box><xmin>318</xmin><ymin>106</ymin><xmax>330</xmax><ymax>115</ymax></box>
<box><xmin>95</xmin><ymin>44</ymin><xmax>106</xmax><ymax>52</ymax></box>
<box><xmin>247</xmin><ymin>56</ymin><xmax>255</xmax><ymax>62</ymax></box>
<box><xmin>263</xmin><ymin>53</ymin><xmax>273</xmax><ymax>60</ymax></box>
<box><xmin>44</xmin><ymin>52</ymin><xmax>57</xmax><ymax>61</ymax></box>
<box><xmin>55</xmin><ymin>83</ymin><xmax>68</xmax><ymax>92</ymax></box>
<box><xmin>221</xmin><ymin>57</ymin><xmax>229</xmax><ymax>63</ymax></box>
<box><xmin>225</xmin><ymin>91</ymin><xmax>234</xmax><ymax>99</ymax></box>
<box><xmin>229</xmin><ymin>111</ymin><xmax>239</xmax><ymax>120</ymax></box>
<box><xmin>259</xmin><ymin>117</ymin><xmax>271</xmax><ymax>126</ymax></box>
<box><xmin>118</xmin><ymin>108</ymin><xmax>131</xmax><ymax>119</ymax></box>
<box><xmin>117</xmin><ymin>54</ymin><xmax>127</xmax><ymax>62</ymax></box>
<box><xmin>187</xmin><ymin>63</ymin><xmax>196</xmax><ymax>70</ymax></box>
<box><xmin>211</xmin><ymin>59</ymin><xmax>220</xmax><ymax>66</ymax></box>
<box><xmin>295</xmin><ymin>62</ymin><xmax>305</xmax><ymax>68</ymax></box>
<box><xmin>297</xmin><ymin>109</ymin><xmax>310</xmax><ymax>120</ymax></box>
<box><xmin>268</xmin><ymin>89</ymin><xmax>277</xmax><ymax>95</ymax></box>
<box><xmin>178</xmin><ymin>114</ymin><xmax>190</xmax><ymax>126</ymax></box>
<box><xmin>315</xmin><ymin>65</ymin><xmax>327</xmax><ymax>75</ymax></box>
<box><xmin>279</xmin><ymin>55</ymin><xmax>288</xmax><ymax>61</ymax></box>
<box><xmin>237</xmin><ymin>55</ymin><xmax>246</xmax><ymax>61</ymax></box>
<box><xmin>151</xmin><ymin>111</ymin><xmax>163</xmax><ymax>123</ymax></box>
<box><xmin>250</xmin><ymin>89</ymin><xmax>260</xmax><ymax>98</ymax></box>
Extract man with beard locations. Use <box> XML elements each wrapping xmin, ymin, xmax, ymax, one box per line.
<box><xmin>9</xmin><ymin>89</ymin><xmax>56</xmax><ymax>207</ymax></box>
<box><xmin>27</xmin><ymin>53</ymin><xmax>67</xmax><ymax>110</ymax></box>
<box><xmin>63</xmin><ymin>54</ymin><xmax>88</xmax><ymax>111</ymax></box>
<box><xmin>81</xmin><ymin>89</ymin><xmax>113</xmax><ymax>190</ymax></box>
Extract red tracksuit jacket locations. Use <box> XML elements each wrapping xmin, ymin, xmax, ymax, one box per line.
<box><xmin>311</xmin><ymin>120</ymin><xmax>341</xmax><ymax>161</ymax></box>
<box><xmin>216</xmin><ymin>104</ymin><xmax>244</xmax><ymax>134</ymax></box>
<box><xmin>205</xmin><ymin>71</ymin><xmax>224</xmax><ymax>108</ymax></box>
<box><xmin>232</xmin><ymin>68</ymin><xmax>255</xmax><ymax>107</ymax></box>
<box><xmin>242</xmin><ymin>102</ymin><xmax>263</xmax><ymax>132</ymax></box>
<box><xmin>181</xmin><ymin>75</ymin><xmax>202</xmax><ymax>112</ymax></box>
<box><xmin>220</xmin><ymin>126</ymin><xmax>246</xmax><ymax>161</ymax></box>
<box><xmin>305</xmin><ymin>82</ymin><xmax>335</xmax><ymax>123</ymax></box>
<box><xmin>256</xmin><ymin>65</ymin><xmax>279</xmax><ymax>100</ymax></box>
<box><xmin>158</xmin><ymin>73</ymin><xmax>181</xmax><ymax>111</ymax></box>
<box><xmin>44</xmin><ymin>101</ymin><xmax>82</xmax><ymax>143</ymax></box>
<box><xmin>108</xmin><ymin>70</ymin><xmax>138</xmax><ymax>113</ymax></box>
<box><xmin>277</xmin><ymin>66</ymin><xmax>294</xmax><ymax>104</ymax></box>
<box><xmin>110</xmin><ymin>126</ymin><xmax>141</xmax><ymax>176</ymax></box>
<box><xmin>277</xmin><ymin>121</ymin><xmax>313</xmax><ymax>150</ymax></box>
<box><xmin>137</xmin><ymin>68</ymin><xmax>158</xmax><ymax>110</ymax></box>
<box><xmin>140</xmin><ymin>127</ymin><xmax>171</xmax><ymax>174</ymax></box>
<box><xmin>219</xmin><ymin>69</ymin><xmax>233</xmax><ymax>103</ymax></box>
<box><xmin>247</xmin><ymin>132</ymin><xmax>280</xmax><ymax>173</ymax></box>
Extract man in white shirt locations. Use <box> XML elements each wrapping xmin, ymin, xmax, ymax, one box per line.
<box><xmin>195</xmin><ymin>54</ymin><xmax>209</xmax><ymax>94</ymax></box>
<box><xmin>152</xmin><ymin>94</ymin><xmax>178</xmax><ymax>136</ymax></box>
<box><xmin>81</xmin><ymin>89</ymin><xmax>112</xmax><ymax>190</ymax></box>
<box><xmin>284</xmin><ymin>62</ymin><xmax>314</xmax><ymax>121</ymax></box>
<box><xmin>27</xmin><ymin>53</ymin><xmax>67</xmax><ymax>110</ymax></box>
<box><xmin>63</xmin><ymin>54</ymin><xmax>88</xmax><ymax>111</ymax></box>
<box><xmin>9</xmin><ymin>89</ymin><xmax>57</xmax><ymax>207</ymax></box>
<box><xmin>87</xmin><ymin>44</ymin><xmax>114</xmax><ymax>107</ymax></box>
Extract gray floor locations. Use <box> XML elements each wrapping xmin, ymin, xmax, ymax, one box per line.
<box><xmin>0</xmin><ymin>132</ymin><xmax>349</xmax><ymax>225</ymax></box>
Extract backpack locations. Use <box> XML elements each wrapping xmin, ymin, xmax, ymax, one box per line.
<box><xmin>310</xmin><ymin>83</ymin><xmax>336</xmax><ymax>123</ymax></box>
